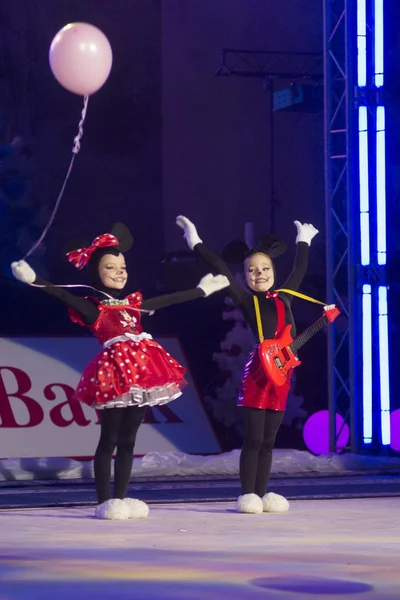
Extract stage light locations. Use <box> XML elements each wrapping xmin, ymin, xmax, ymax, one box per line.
<box><xmin>357</xmin><ymin>0</ymin><xmax>367</xmax><ymax>86</ymax></box>
<box><xmin>359</xmin><ymin>106</ymin><xmax>370</xmax><ymax>266</ymax></box>
<box><xmin>378</xmin><ymin>286</ymin><xmax>390</xmax><ymax>445</ymax></box>
<box><xmin>376</xmin><ymin>106</ymin><xmax>386</xmax><ymax>265</ymax></box>
<box><xmin>362</xmin><ymin>284</ymin><xmax>372</xmax><ymax>444</ymax></box>
<box><xmin>374</xmin><ymin>0</ymin><xmax>384</xmax><ymax>87</ymax></box>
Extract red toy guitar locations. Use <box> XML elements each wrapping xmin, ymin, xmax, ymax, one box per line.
<box><xmin>258</xmin><ymin>304</ymin><xmax>340</xmax><ymax>387</ymax></box>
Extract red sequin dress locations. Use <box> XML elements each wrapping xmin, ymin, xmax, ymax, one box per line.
<box><xmin>238</xmin><ymin>294</ymin><xmax>292</xmax><ymax>411</ymax></box>
<box><xmin>238</xmin><ymin>348</ymin><xmax>292</xmax><ymax>411</ymax></box>
<box><xmin>69</xmin><ymin>292</ymin><xmax>186</xmax><ymax>409</ymax></box>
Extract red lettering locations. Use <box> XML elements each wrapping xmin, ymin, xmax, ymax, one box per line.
<box><xmin>0</xmin><ymin>367</ymin><xmax>44</xmax><ymax>428</ymax></box>
<box><xmin>44</xmin><ymin>383</ymin><xmax>91</xmax><ymax>427</ymax></box>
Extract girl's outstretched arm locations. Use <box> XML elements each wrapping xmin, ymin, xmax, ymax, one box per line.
<box><xmin>176</xmin><ymin>215</ymin><xmax>248</xmax><ymax>306</ymax></box>
<box><xmin>141</xmin><ymin>273</ymin><xmax>229</xmax><ymax>311</ymax></box>
<box><xmin>279</xmin><ymin>221</ymin><xmax>318</xmax><ymax>295</ymax></box>
<box><xmin>11</xmin><ymin>260</ymin><xmax>99</xmax><ymax>324</ymax></box>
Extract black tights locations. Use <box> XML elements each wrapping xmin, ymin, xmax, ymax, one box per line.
<box><xmin>240</xmin><ymin>407</ymin><xmax>284</xmax><ymax>497</ymax></box>
<box><xmin>94</xmin><ymin>406</ymin><xmax>146</xmax><ymax>504</ymax></box>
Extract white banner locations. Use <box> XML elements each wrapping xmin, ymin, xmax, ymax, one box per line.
<box><xmin>0</xmin><ymin>337</ymin><xmax>220</xmax><ymax>458</ymax></box>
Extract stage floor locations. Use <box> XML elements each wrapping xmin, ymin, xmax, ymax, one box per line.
<box><xmin>1</xmin><ymin>472</ymin><xmax>400</xmax><ymax>509</ymax></box>
<box><xmin>0</xmin><ymin>497</ymin><xmax>399</xmax><ymax>599</ymax></box>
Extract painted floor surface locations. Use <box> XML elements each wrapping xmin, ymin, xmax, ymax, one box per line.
<box><xmin>0</xmin><ymin>497</ymin><xmax>399</xmax><ymax>599</ymax></box>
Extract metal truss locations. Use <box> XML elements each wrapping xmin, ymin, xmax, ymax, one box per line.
<box><xmin>216</xmin><ymin>49</ymin><xmax>323</xmax><ymax>81</ymax></box>
<box><xmin>323</xmin><ymin>0</ymin><xmax>360</xmax><ymax>452</ymax></box>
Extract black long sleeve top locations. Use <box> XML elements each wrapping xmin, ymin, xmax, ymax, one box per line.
<box><xmin>32</xmin><ymin>276</ymin><xmax>206</xmax><ymax>326</ymax></box>
<box><xmin>194</xmin><ymin>242</ymin><xmax>309</xmax><ymax>341</ymax></box>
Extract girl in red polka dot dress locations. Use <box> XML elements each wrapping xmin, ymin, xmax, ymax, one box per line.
<box><xmin>11</xmin><ymin>222</ymin><xmax>229</xmax><ymax>520</ymax></box>
<box><xmin>70</xmin><ymin>289</ymin><xmax>188</xmax><ymax>409</ymax></box>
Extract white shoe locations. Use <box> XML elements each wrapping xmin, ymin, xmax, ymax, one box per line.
<box><xmin>236</xmin><ymin>493</ymin><xmax>263</xmax><ymax>514</ymax></box>
<box><xmin>262</xmin><ymin>492</ymin><xmax>289</xmax><ymax>513</ymax></box>
<box><xmin>123</xmin><ymin>498</ymin><xmax>150</xmax><ymax>519</ymax></box>
<box><xmin>94</xmin><ymin>498</ymin><xmax>130</xmax><ymax>520</ymax></box>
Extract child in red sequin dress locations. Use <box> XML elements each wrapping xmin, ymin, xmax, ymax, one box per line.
<box><xmin>11</xmin><ymin>222</ymin><xmax>229</xmax><ymax>519</ymax></box>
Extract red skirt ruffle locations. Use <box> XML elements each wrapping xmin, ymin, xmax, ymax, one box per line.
<box><xmin>74</xmin><ymin>338</ymin><xmax>186</xmax><ymax>409</ymax></box>
<box><xmin>238</xmin><ymin>347</ymin><xmax>292</xmax><ymax>411</ymax></box>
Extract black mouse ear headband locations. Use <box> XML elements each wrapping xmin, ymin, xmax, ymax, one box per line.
<box><xmin>221</xmin><ymin>234</ymin><xmax>287</xmax><ymax>264</ymax></box>
<box><xmin>64</xmin><ymin>222</ymin><xmax>134</xmax><ymax>270</ymax></box>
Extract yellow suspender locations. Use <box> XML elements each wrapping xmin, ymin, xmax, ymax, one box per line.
<box><xmin>274</xmin><ymin>289</ymin><xmax>327</xmax><ymax>306</ymax></box>
<box><xmin>253</xmin><ymin>290</ymin><xmax>328</xmax><ymax>344</ymax></box>
<box><xmin>253</xmin><ymin>295</ymin><xmax>264</xmax><ymax>343</ymax></box>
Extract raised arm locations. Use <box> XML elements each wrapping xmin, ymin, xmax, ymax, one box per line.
<box><xmin>279</xmin><ymin>221</ymin><xmax>318</xmax><ymax>296</ymax></box>
<box><xmin>176</xmin><ymin>215</ymin><xmax>248</xmax><ymax>305</ymax></box>
<box><xmin>142</xmin><ymin>273</ymin><xmax>229</xmax><ymax>311</ymax></box>
<box><xmin>11</xmin><ymin>260</ymin><xmax>99</xmax><ymax>325</ymax></box>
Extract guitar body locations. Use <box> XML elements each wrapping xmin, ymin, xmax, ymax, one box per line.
<box><xmin>258</xmin><ymin>305</ymin><xmax>340</xmax><ymax>387</ymax></box>
<box><xmin>258</xmin><ymin>325</ymin><xmax>301</xmax><ymax>387</ymax></box>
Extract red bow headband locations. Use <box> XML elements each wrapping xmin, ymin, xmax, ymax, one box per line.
<box><xmin>66</xmin><ymin>233</ymin><xmax>120</xmax><ymax>269</ymax></box>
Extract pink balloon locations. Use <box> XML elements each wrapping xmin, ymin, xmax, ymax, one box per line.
<box><xmin>49</xmin><ymin>23</ymin><xmax>112</xmax><ymax>96</ymax></box>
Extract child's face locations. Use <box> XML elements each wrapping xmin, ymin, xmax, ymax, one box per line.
<box><xmin>98</xmin><ymin>253</ymin><xmax>128</xmax><ymax>290</ymax></box>
<box><xmin>244</xmin><ymin>252</ymin><xmax>274</xmax><ymax>292</ymax></box>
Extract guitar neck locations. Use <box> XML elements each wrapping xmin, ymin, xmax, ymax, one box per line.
<box><xmin>290</xmin><ymin>315</ymin><xmax>329</xmax><ymax>353</ymax></box>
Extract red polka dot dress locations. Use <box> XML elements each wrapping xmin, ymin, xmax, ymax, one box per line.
<box><xmin>69</xmin><ymin>292</ymin><xmax>186</xmax><ymax>409</ymax></box>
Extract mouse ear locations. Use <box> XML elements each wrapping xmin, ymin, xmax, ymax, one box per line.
<box><xmin>110</xmin><ymin>222</ymin><xmax>134</xmax><ymax>253</ymax></box>
<box><xmin>221</xmin><ymin>239</ymin><xmax>250</xmax><ymax>264</ymax></box>
<box><xmin>257</xmin><ymin>235</ymin><xmax>287</xmax><ymax>258</ymax></box>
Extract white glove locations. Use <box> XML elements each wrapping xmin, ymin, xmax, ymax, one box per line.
<box><xmin>11</xmin><ymin>260</ymin><xmax>36</xmax><ymax>284</ymax></box>
<box><xmin>197</xmin><ymin>273</ymin><xmax>229</xmax><ymax>297</ymax></box>
<box><xmin>176</xmin><ymin>215</ymin><xmax>203</xmax><ymax>250</ymax></box>
<box><xmin>294</xmin><ymin>221</ymin><xmax>319</xmax><ymax>245</ymax></box>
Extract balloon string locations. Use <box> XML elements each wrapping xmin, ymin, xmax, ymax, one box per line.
<box><xmin>23</xmin><ymin>94</ymin><xmax>90</xmax><ymax>260</ymax></box>
<box><xmin>72</xmin><ymin>94</ymin><xmax>89</xmax><ymax>154</ymax></box>
<box><xmin>28</xmin><ymin>281</ymin><xmax>153</xmax><ymax>313</ymax></box>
